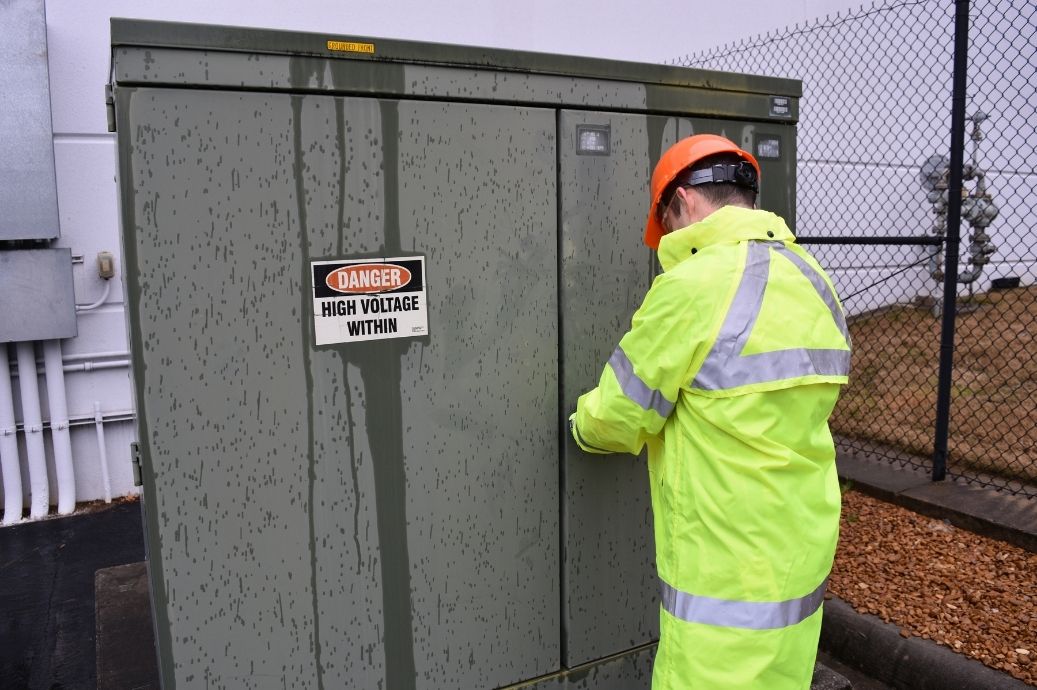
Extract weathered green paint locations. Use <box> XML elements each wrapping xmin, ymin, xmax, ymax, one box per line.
<box><xmin>645</xmin><ymin>82</ymin><xmax>799</xmax><ymax>121</ymax></box>
<box><xmin>287</xmin><ymin>56</ymin><xmax>327</xmax><ymax>690</ymax></box>
<box><xmin>559</xmin><ymin>109</ymin><xmax>667</xmax><ymax>667</ymax></box>
<box><xmin>557</xmin><ymin>109</ymin><xmax>796</xmax><ymax>669</ymax></box>
<box><xmin>112</xmin><ymin>45</ymin><xmax>792</xmax><ymax>122</ymax></box>
<box><xmin>293</xmin><ymin>49</ymin><xmax>420</xmax><ymax>688</ymax></box>
<box><xmin>110</xmin><ymin>18</ymin><xmax>800</xmax><ymax>100</ymax></box>
<box><xmin>502</xmin><ymin>643</ymin><xmax>656</xmax><ymax>689</ymax></box>
<box><xmin>110</xmin><ymin>22</ymin><xmax>799</xmax><ymax>689</ymax></box>
<box><xmin>113</xmin><ymin>85</ymin><xmax>178</xmax><ymax>690</ymax></box>
<box><xmin>117</xmin><ymin>84</ymin><xmax>562</xmax><ymax>687</ymax></box>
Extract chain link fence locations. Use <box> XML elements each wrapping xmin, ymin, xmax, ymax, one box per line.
<box><xmin>676</xmin><ymin>0</ymin><xmax>1036</xmax><ymax>496</ymax></box>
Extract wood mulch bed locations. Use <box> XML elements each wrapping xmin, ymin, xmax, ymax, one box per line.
<box><xmin>829</xmin><ymin>490</ymin><xmax>1036</xmax><ymax>686</ymax></box>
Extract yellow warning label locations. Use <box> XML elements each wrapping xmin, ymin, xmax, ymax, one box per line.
<box><xmin>326</xmin><ymin>40</ymin><xmax>375</xmax><ymax>54</ymax></box>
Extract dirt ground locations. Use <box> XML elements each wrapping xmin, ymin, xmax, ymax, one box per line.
<box><xmin>830</xmin><ymin>286</ymin><xmax>1037</xmax><ymax>485</ymax></box>
<box><xmin>830</xmin><ymin>490</ymin><xmax>1037</xmax><ymax>686</ymax></box>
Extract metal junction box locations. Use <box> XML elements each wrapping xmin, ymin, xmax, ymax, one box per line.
<box><xmin>0</xmin><ymin>249</ymin><xmax>78</xmax><ymax>343</ymax></box>
<box><xmin>109</xmin><ymin>19</ymin><xmax>800</xmax><ymax>689</ymax></box>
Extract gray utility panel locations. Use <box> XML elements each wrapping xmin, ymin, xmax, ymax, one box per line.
<box><xmin>0</xmin><ymin>0</ymin><xmax>60</xmax><ymax>241</ymax></box>
<box><xmin>109</xmin><ymin>19</ymin><xmax>799</xmax><ymax>690</ymax></box>
<box><xmin>0</xmin><ymin>249</ymin><xmax>77</xmax><ymax>342</ymax></box>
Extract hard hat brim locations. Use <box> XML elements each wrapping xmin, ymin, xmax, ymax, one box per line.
<box><xmin>644</xmin><ymin>210</ymin><xmax>666</xmax><ymax>250</ymax></box>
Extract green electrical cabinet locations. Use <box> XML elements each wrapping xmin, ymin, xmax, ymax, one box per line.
<box><xmin>109</xmin><ymin>19</ymin><xmax>799</xmax><ymax>689</ymax></box>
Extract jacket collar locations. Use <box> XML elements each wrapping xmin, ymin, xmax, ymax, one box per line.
<box><xmin>656</xmin><ymin>206</ymin><xmax>796</xmax><ymax>272</ymax></box>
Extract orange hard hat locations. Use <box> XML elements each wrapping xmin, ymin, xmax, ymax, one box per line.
<box><xmin>644</xmin><ymin>134</ymin><xmax>761</xmax><ymax>249</ymax></box>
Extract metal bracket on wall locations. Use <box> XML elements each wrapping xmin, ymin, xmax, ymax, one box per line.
<box><xmin>130</xmin><ymin>442</ymin><xmax>142</xmax><ymax>486</ymax></box>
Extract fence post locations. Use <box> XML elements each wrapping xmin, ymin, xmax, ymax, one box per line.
<box><xmin>932</xmin><ymin>0</ymin><xmax>971</xmax><ymax>482</ymax></box>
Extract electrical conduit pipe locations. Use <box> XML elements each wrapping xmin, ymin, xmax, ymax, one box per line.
<box><xmin>93</xmin><ymin>402</ymin><xmax>112</xmax><ymax>503</ymax></box>
<box><xmin>0</xmin><ymin>344</ymin><xmax>24</xmax><ymax>525</ymax></box>
<box><xmin>44</xmin><ymin>340</ymin><xmax>76</xmax><ymax>514</ymax></box>
<box><xmin>16</xmin><ymin>342</ymin><xmax>48</xmax><ymax>519</ymax></box>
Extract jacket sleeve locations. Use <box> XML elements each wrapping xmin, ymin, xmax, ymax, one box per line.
<box><xmin>572</xmin><ymin>271</ymin><xmax>705</xmax><ymax>455</ymax></box>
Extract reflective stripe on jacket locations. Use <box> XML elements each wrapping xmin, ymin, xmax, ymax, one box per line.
<box><xmin>572</xmin><ymin>205</ymin><xmax>850</xmax><ymax>690</ymax></box>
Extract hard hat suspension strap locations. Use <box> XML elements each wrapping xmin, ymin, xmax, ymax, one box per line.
<box><xmin>684</xmin><ymin>161</ymin><xmax>759</xmax><ymax>192</ymax></box>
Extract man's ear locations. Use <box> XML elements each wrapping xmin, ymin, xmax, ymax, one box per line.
<box><xmin>681</xmin><ymin>186</ymin><xmax>701</xmax><ymax>221</ymax></box>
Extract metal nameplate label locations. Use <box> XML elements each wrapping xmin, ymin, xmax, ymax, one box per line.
<box><xmin>576</xmin><ymin>124</ymin><xmax>611</xmax><ymax>155</ymax></box>
<box><xmin>326</xmin><ymin>40</ymin><xmax>376</xmax><ymax>54</ymax></box>
<box><xmin>769</xmin><ymin>96</ymin><xmax>792</xmax><ymax>118</ymax></box>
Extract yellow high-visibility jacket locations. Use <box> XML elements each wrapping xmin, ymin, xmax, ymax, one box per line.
<box><xmin>572</xmin><ymin>205</ymin><xmax>851</xmax><ymax>690</ymax></box>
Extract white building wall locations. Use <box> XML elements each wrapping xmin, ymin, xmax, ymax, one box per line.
<box><xmin>14</xmin><ymin>0</ymin><xmax>866</xmax><ymax>512</ymax></box>
<box><xmin>679</xmin><ymin>0</ymin><xmax>1036</xmax><ymax>318</ymax></box>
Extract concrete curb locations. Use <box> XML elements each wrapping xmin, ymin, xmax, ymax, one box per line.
<box><xmin>811</xmin><ymin>661</ymin><xmax>853</xmax><ymax>690</ymax></box>
<box><xmin>820</xmin><ymin>596</ymin><xmax>1032</xmax><ymax>689</ymax></box>
<box><xmin>836</xmin><ymin>449</ymin><xmax>1037</xmax><ymax>554</ymax></box>
<box><xmin>829</xmin><ymin>449</ymin><xmax>1036</xmax><ymax>688</ymax></box>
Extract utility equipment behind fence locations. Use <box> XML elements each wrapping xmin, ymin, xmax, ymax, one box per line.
<box><xmin>679</xmin><ymin>0</ymin><xmax>1036</xmax><ymax>496</ymax></box>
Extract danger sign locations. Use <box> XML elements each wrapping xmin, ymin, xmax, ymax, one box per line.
<box><xmin>311</xmin><ymin>256</ymin><xmax>428</xmax><ymax>345</ymax></box>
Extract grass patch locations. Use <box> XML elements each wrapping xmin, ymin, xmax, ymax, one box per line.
<box><xmin>831</xmin><ymin>286</ymin><xmax>1037</xmax><ymax>484</ymax></box>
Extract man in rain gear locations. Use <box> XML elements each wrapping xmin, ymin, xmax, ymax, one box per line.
<box><xmin>570</xmin><ymin>134</ymin><xmax>851</xmax><ymax>689</ymax></box>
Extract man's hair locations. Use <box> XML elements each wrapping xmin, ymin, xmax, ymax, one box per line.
<box><xmin>684</xmin><ymin>152</ymin><xmax>757</xmax><ymax>209</ymax></box>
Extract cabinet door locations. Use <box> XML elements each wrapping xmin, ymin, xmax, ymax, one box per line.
<box><xmin>557</xmin><ymin>111</ymin><xmax>798</xmax><ymax>670</ymax></box>
<box><xmin>118</xmin><ymin>87</ymin><xmax>559</xmax><ymax>689</ymax></box>
<box><xmin>558</xmin><ymin>109</ymin><xmax>676</xmax><ymax>667</ymax></box>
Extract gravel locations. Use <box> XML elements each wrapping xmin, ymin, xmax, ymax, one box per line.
<box><xmin>829</xmin><ymin>490</ymin><xmax>1037</xmax><ymax>686</ymax></box>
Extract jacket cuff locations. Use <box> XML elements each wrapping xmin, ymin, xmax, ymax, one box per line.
<box><xmin>569</xmin><ymin>413</ymin><xmax>611</xmax><ymax>455</ymax></box>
